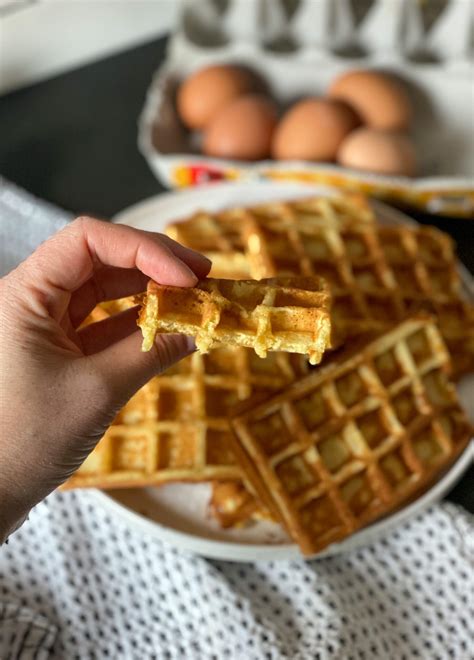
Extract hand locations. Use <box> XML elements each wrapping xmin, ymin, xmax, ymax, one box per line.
<box><xmin>0</xmin><ymin>216</ymin><xmax>211</xmax><ymax>542</ymax></box>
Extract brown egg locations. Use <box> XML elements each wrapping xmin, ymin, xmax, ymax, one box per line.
<box><xmin>329</xmin><ymin>69</ymin><xmax>412</xmax><ymax>131</ymax></box>
<box><xmin>203</xmin><ymin>95</ymin><xmax>278</xmax><ymax>161</ymax></box>
<box><xmin>337</xmin><ymin>128</ymin><xmax>417</xmax><ymax>177</ymax></box>
<box><xmin>271</xmin><ymin>98</ymin><xmax>360</xmax><ymax>162</ymax></box>
<box><xmin>177</xmin><ymin>65</ymin><xmax>262</xmax><ymax>130</ymax></box>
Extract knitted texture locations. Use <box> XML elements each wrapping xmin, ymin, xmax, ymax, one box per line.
<box><xmin>1</xmin><ymin>491</ymin><xmax>473</xmax><ymax>659</ymax></box>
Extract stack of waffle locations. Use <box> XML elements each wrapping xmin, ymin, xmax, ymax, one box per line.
<box><xmin>66</xmin><ymin>194</ymin><xmax>472</xmax><ymax>555</ymax></box>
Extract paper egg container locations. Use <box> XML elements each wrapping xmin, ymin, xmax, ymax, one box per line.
<box><xmin>138</xmin><ymin>0</ymin><xmax>474</xmax><ymax>217</ymax></box>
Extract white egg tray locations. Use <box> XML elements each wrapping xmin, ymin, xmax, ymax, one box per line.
<box><xmin>138</xmin><ymin>0</ymin><xmax>474</xmax><ymax>216</ymax></box>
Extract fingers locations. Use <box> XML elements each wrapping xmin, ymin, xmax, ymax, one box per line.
<box><xmin>69</xmin><ymin>267</ymin><xmax>148</xmax><ymax>328</ymax></box>
<box><xmin>67</xmin><ymin>234</ymin><xmax>212</xmax><ymax>328</ymax></box>
<box><xmin>78</xmin><ymin>218</ymin><xmax>211</xmax><ymax>285</ymax></box>
<box><xmin>158</xmin><ymin>235</ymin><xmax>211</xmax><ymax>280</ymax></box>
<box><xmin>77</xmin><ymin>306</ymin><xmax>140</xmax><ymax>355</ymax></box>
<box><xmin>15</xmin><ymin>218</ymin><xmax>212</xmax><ymax>317</ymax></box>
<box><xmin>88</xmin><ymin>330</ymin><xmax>196</xmax><ymax>405</ymax></box>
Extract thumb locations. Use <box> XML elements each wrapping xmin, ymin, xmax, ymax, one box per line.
<box><xmin>87</xmin><ymin>329</ymin><xmax>195</xmax><ymax>409</ymax></box>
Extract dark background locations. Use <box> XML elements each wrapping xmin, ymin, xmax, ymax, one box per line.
<box><xmin>0</xmin><ymin>35</ymin><xmax>472</xmax><ymax>511</ymax></box>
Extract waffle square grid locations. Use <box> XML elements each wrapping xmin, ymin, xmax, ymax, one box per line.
<box><xmin>230</xmin><ymin>317</ymin><xmax>471</xmax><ymax>555</ymax></box>
<box><xmin>138</xmin><ymin>276</ymin><xmax>332</xmax><ymax>365</ymax></box>
<box><xmin>65</xmin><ymin>347</ymin><xmax>309</xmax><ymax>489</ymax></box>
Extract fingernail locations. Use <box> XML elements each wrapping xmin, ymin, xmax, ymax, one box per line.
<box><xmin>185</xmin><ymin>336</ymin><xmax>197</xmax><ymax>353</ymax></box>
<box><xmin>184</xmin><ymin>246</ymin><xmax>212</xmax><ymax>266</ymax></box>
<box><xmin>181</xmin><ymin>262</ymin><xmax>199</xmax><ymax>284</ymax></box>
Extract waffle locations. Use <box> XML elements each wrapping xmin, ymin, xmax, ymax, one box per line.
<box><xmin>240</xmin><ymin>193</ymin><xmax>375</xmax><ymax>233</ymax></box>
<box><xmin>230</xmin><ymin>317</ymin><xmax>472</xmax><ymax>555</ymax></box>
<box><xmin>165</xmin><ymin>193</ymin><xmax>375</xmax><ymax>278</ymax></box>
<box><xmin>65</xmin><ymin>344</ymin><xmax>309</xmax><ymax>489</ymax></box>
<box><xmin>378</xmin><ymin>226</ymin><xmax>474</xmax><ymax>376</ymax></box>
<box><xmin>166</xmin><ymin>210</ymin><xmax>251</xmax><ymax>278</ymax></box>
<box><xmin>208</xmin><ymin>480</ymin><xmax>270</xmax><ymax>528</ymax></box>
<box><xmin>244</xmin><ymin>217</ymin><xmax>474</xmax><ymax>374</ymax></box>
<box><xmin>138</xmin><ymin>277</ymin><xmax>332</xmax><ymax>365</ymax></box>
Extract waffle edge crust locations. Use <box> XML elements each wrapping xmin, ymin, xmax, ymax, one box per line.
<box><xmin>229</xmin><ymin>316</ymin><xmax>472</xmax><ymax>556</ymax></box>
<box><xmin>138</xmin><ymin>277</ymin><xmax>332</xmax><ymax>365</ymax></box>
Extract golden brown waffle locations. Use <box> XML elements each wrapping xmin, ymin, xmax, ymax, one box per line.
<box><xmin>230</xmin><ymin>317</ymin><xmax>472</xmax><ymax>555</ymax></box>
<box><xmin>244</xmin><ymin>218</ymin><xmax>474</xmax><ymax>374</ymax></box>
<box><xmin>378</xmin><ymin>226</ymin><xmax>474</xmax><ymax>376</ymax></box>
<box><xmin>65</xmin><ymin>345</ymin><xmax>310</xmax><ymax>490</ymax></box>
<box><xmin>248</xmin><ymin>194</ymin><xmax>375</xmax><ymax>227</ymax></box>
<box><xmin>166</xmin><ymin>193</ymin><xmax>472</xmax><ymax>374</ymax></box>
<box><xmin>166</xmin><ymin>210</ymin><xmax>252</xmax><ymax>278</ymax></box>
<box><xmin>208</xmin><ymin>480</ymin><xmax>271</xmax><ymax>528</ymax></box>
<box><xmin>165</xmin><ymin>193</ymin><xmax>375</xmax><ymax>278</ymax></box>
<box><xmin>138</xmin><ymin>277</ymin><xmax>332</xmax><ymax>364</ymax></box>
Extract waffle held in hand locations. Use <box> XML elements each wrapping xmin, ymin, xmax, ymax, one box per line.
<box><xmin>230</xmin><ymin>316</ymin><xmax>471</xmax><ymax>555</ymax></box>
<box><xmin>138</xmin><ymin>277</ymin><xmax>332</xmax><ymax>365</ymax></box>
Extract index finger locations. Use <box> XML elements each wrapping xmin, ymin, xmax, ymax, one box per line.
<box><xmin>18</xmin><ymin>216</ymin><xmax>211</xmax><ymax>295</ymax></box>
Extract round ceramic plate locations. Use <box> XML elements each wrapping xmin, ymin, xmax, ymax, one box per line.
<box><xmin>89</xmin><ymin>181</ymin><xmax>473</xmax><ymax>562</ymax></box>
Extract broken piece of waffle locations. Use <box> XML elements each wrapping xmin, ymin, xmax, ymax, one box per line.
<box><xmin>64</xmin><ymin>343</ymin><xmax>309</xmax><ymax>490</ymax></box>
<box><xmin>138</xmin><ymin>277</ymin><xmax>332</xmax><ymax>365</ymax></box>
<box><xmin>230</xmin><ymin>317</ymin><xmax>471</xmax><ymax>555</ymax></box>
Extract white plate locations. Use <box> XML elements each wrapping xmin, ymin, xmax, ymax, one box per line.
<box><xmin>88</xmin><ymin>181</ymin><xmax>473</xmax><ymax>562</ymax></box>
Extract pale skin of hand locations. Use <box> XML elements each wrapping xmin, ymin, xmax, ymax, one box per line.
<box><xmin>0</xmin><ymin>217</ymin><xmax>211</xmax><ymax>543</ymax></box>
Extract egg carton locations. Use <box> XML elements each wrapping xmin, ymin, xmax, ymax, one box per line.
<box><xmin>138</xmin><ymin>0</ymin><xmax>474</xmax><ymax>217</ymax></box>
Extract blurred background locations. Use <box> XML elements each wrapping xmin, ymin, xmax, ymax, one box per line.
<box><xmin>0</xmin><ymin>0</ymin><xmax>178</xmax><ymax>216</ymax></box>
<box><xmin>0</xmin><ymin>0</ymin><xmax>177</xmax><ymax>93</ymax></box>
<box><xmin>0</xmin><ymin>0</ymin><xmax>472</xmax><ymax>227</ymax></box>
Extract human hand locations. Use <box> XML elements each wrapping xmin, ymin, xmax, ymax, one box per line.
<box><xmin>0</xmin><ymin>217</ymin><xmax>211</xmax><ymax>542</ymax></box>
